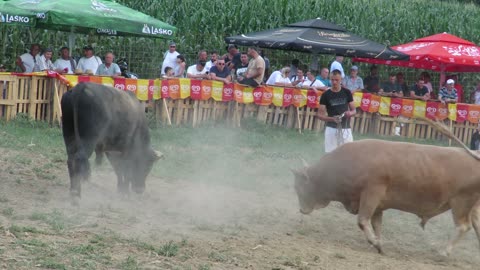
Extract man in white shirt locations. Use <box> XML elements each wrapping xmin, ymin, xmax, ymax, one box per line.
<box><xmin>160</xmin><ymin>41</ymin><xmax>180</xmax><ymax>75</ymax></box>
<box><xmin>35</xmin><ymin>47</ymin><xmax>55</xmax><ymax>71</ymax></box>
<box><xmin>96</xmin><ymin>52</ymin><xmax>121</xmax><ymax>77</ymax></box>
<box><xmin>205</xmin><ymin>50</ymin><xmax>218</xmax><ymax>73</ymax></box>
<box><xmin>186</xmin><ymin>60</ymin><xmax>209</xmax><ymax>79</ymax></box>
<box><xmin>54</xmin><ymin>47</ymin><xmax>76</xmax><ymax>74</ymax></box>
<box><xmin>16</xmin><ymin>44</ymin><xmax>41</xmax><ymax>73</ymax></box>
<box><xmin>330</xmin><ymin>55</ymin><xmax>345</xmax><ymax>78</ymax></box>
<box><xmin>303</xmin><ymin>70</ymin><xmax>326</xmax><ymax>91</ymax></box>
<box><xmin>77</xmin><ymin>45</ymin><xmax>102</xmax><ymax>75</ymax></box>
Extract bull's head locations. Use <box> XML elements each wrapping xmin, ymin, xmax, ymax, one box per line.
<box><xmin>129</xmin><ymin>148</ymin><xmax>163</xmax><ymax>194</ymax></box>
<box><xmin>292</xmin><ymin>165</ymin><xmax>329</xmax><ymax>215</ymax></box>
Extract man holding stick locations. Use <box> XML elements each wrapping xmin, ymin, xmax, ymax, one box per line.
<box><xmin>317</xmin><ymin>69</ymin><xmax>356</xmax><ymax>153</ymax></box>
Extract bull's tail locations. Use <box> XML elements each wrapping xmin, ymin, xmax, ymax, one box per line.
<box><xmin>422</xmin><ymin>118</ymin><xmax>480</xmax><ymax>160</ymax></box>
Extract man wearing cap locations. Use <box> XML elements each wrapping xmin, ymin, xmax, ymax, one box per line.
<box><xmin>161</xmin><ymin>41</ymin><xmax>180</xmax><ymax>76</ymax></box>
<box><xmin>96</xmin><ymin>52</ymin><xmax>121</xmax><ymax>77</ymax></box>
<box><xmin>77</xmin><ymin>45</ymin><xmax>102</xmax><ymax>75</ymax></box>
<box><xmin>342</xmin><ymin>65</ymin><xmax>363</xmax><ymax>93</ymax></box>
<box><xmin>54</xmin><ymin>47</ymin><xmax>76</xmax><ymax>74</ymax></box>
<box><xmin>237</xmin><ymin>46</ymin><xmax>265</xmax><ymax>87</ymax></box>
<box><xmin>438</xmin><ymin>79</ymin><xmax>458</xmax><ymax>104</ymax></box>
<box><xmin>16</xmin><ymin>44</ymin><xmax>41</xmax><ymax>73</ymax></box>
<box><xmin>186</xmin><ymin>60</ymin><xmax>208</xmax><ymax>79</ymax></box>
<box><xmin>330</xmin><ymin>55</ymin><xmax>345</xmax><ymax>78</ymax></box>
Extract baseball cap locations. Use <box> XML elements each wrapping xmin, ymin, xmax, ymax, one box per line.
<box><xmin>446</xmin><ymin>79</ymin><xmax>455</xmax><ymax>84</ymax></box>
<box><xmin>169</xmin><ymin>41</ymin><xmax>176</xmax><ymax>47</ymax></box>
<box><xmin>350</xmin><ymin>65</ymin><xmax>358</xmax><ymax>71</ymax></box>
<box><xmin>227</xmin><ymin>44</ymin><xmax>238</xmax><ymax>50</ymax></box>
<box><xmin>83</xmin><ymin>45</ymin><xmax>94</xmax><ymax>51</ymax></box>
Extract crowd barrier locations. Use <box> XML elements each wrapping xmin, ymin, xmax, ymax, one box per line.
<box><xmin>0</xmin><ymin>73</ymin><xmax>477</xmax><ymax>145</ymax></box>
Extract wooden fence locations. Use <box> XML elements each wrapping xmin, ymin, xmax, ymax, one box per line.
<box><xmin>0</xmin><ymin>74</ymin><xmax>477</xmax><ymax>145</ymax></box>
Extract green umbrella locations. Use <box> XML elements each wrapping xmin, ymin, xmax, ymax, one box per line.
<box><xmin>1</xmin><ymin>0</ymin><xmax>176</xmax><ymax>38</ymax></box>
<box><xmin>0</xmin><ymin>1</ymin><xmax>37</xmax><ymax>27</ymax></box>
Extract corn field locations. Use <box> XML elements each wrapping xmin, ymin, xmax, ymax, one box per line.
<box><xmin>1</xmin><ymin>0</ymin><xmax>479</xmax><ymax>92</ymax></box>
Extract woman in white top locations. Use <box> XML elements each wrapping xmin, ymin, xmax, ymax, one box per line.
<box><xmin>274</xmin><ymin>67</ymin><xmax>293</xmax><ymax>87</ymax></box>
<box><xmin>35</xmin><ymin>48</ymin><xmax>55</xmax><ymax>71</ymax></box>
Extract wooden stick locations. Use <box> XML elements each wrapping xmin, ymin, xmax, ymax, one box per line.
<box><xmin>296</xmin><ymin>107</ymin><xmax>302</xmax><ymax>134</ymax></box>
<box><xmin>449</xmin><ymin>119</ymin><xmax>453</xmax><ymax>146</ymax></box>
<box><xmin>53</xmin><ymin>80</ymin><xmax>62</xmax><ymax>126</ymax></box>
<box><xmin>163</xmin><ymin>98</ymin><xmax>172</xmax><ymax>126</ymax></box>
<box><xmin>235</xmin><ymin>101</ymin><xmax>241</xmax><ymax>128</ymax></box>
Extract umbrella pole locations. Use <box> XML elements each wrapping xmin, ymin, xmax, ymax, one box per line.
<box><xmin>68</xmin><ymin>31</ymin><xmax>75</xmax><ymax>57</ymax></box>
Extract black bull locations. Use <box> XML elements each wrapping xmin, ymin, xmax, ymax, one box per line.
<box><xmin>61</xmin><ymin>82</ymin><xmax>161</xmax><ymax>200</ymax></box>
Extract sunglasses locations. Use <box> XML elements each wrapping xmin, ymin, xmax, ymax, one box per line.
<box><xmin>170</xmin><ymin>46</ymin><xmax>176</xmax><ymax>48</ymax></box>
<box><xmin>217</xmin><ymin>63</ymin><xmax>225</xmax><ymax>65</ymax></box>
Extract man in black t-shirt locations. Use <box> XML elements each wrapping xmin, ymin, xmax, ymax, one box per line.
<box><xmin>209</xmin><ymin>58</ymin><xmax>232</xmax><ymax>84</ymax></box>
<box><xmin>410</xmin><ymin>78</ymin><xmax>430</xmax><ymax>101</ymax></box>
<box><xmin>318</xmin><ymin>69</ymin><xmax>356</xmax><ymax>153</ymax></box>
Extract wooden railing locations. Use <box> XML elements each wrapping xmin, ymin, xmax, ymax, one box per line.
<box><xmin>0</xmin><ymin>74</ymin><xmax>476</xmax><ymax>145</ymax></box>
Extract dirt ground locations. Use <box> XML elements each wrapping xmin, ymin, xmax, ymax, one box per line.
<box><xmin>1</xmin><ymin>146</ymin><xmax>480</xmax><ymax>270</ymax></box>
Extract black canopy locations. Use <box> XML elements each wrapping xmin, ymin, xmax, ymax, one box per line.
<box><xmin>225</xmin><ymin>18</ymin><xmax>409</xmax><ymax>60</ymax></box>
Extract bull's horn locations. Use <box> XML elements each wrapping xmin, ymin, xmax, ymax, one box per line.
<box><xmin>153</xmin><ymin>150</ymin><xmax>164</xmax><ymax>160</ymax></box>
<box><xmin>300</xmin><ymin>158</ymin><xmax>309</xmax><ymax>167</ymax></box>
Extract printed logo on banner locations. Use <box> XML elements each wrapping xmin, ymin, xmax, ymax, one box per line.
<box><xmin>263</xmin><ymin>92</ymin><xmax>272</xmax><ymax>99</ymax></box>
<box><xmin>234</xmin><ymin>90</ymin><xmax>243</xmax><ymax>98</ymax></box>
<box><xmin>253</xmin><ymin>91</ymin><xmax>262</xmax><ymax>98</ymax></box>
<box><xmin>170</xmin><ymin>85</ymin><xmax>179</xmax><ymax>94</ymax></box>
<box><xmin>284</xmin><ymin>94</ymin><xmax>292</xmax><ymax>101</ymax></box>
<box><xmin>426</xmin><ymin>107</ymin><xmax>437</xmax><ymax>113</ymax></box>
<box><xmin>191</xmin><ymin>85</ymin><xmax>201</xmax><ymax>94</ymax></box>
<box><xmin>114</xmin><ymin>83</ymin><xmax>125</xmax><ymax>90</ymax></box>
<box><xmin>138</xmin><ymin>85</ymin><xmax>148</xmax><ymax>93</ymax></box>
<box><xmin>458</xmin><ymin>110</ymin><xmax>468</xmax><ymax>117</ymax></box>
<box><xmin>161</xmin><ymin>85</ymin><xmax>169</xmax><ymax>95</ymax></box>
<box><xmin>438</xmin><ymin>108</ymin><xmax>448</xmax><ymax>114</ymax></box>
<box><xmin>126</xmin><ymin>84</ymin><xmax>136</xmax><ymax>92</ymax></box>
<box><xmin>223</xmin><ymin>85</ymin><xmax>233</xmax><ymax>97</ymax></box>
<box><xmin>202</xmin><ymin>86</ymin><xmax>211</xmax><ymax>94</ymax></box>
<box><xmin>362</xmin><ymin>98</ymin><xmax>370</xmax><ymax>105</ymax></box>
<box><xmin>391</xmin><ymin>104</ymin><xmax>401</xmax><ymax>110</ymax></box>
<box><xmin>403</xmin><ymin>105</ymin><xmax>413</xmax><ymax>112</ymax></box>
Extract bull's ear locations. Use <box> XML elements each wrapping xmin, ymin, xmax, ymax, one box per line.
<box><xmin>151</xmin><ymin>150</ymin><xmax>164</xmax><ymax>161</ymax></box>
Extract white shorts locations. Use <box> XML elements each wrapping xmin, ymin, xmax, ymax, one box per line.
<box><xmin>324</xmin><ymin>126</ymin><xmax>353</xmax><ymax>153</ymax></box>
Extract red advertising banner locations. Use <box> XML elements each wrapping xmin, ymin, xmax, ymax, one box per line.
<box><xmin>360</xmin><ymin>93</ymin><xmax>371</xmax><ymax>112</ymax></box>
<box><xmin>190</xmin><ymin>79</ymin><xmax>202</xmax><ymax>100</ymax></box>
<box><xmin>390</xmin><ymin>98</ymin><xmax>402</xmax><ymax>117</ymax></box>
<box><xmin>456</xmin><ymin>103</ymin><xmax>469</xmax><ymax>123</ymax></box>
<box><xmin>425</xmin><ymin>101</ymin><xmax>439</xmax><ymax>120</ymax></box>
<box><xmin>283</xmin><ymin>88</ymin><xmax>293</xmax><ymax>107</ymax></box>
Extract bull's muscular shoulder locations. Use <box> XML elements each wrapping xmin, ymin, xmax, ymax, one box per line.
<box><xmin>73</xmin><ymin>82</ymin><xmax>142</xmax><ymax>110</ymax></box>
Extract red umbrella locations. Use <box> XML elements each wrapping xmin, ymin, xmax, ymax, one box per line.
<box><xmin>353</xmin><ymin>33</ymin><xmax>480</xmax><ymax>73</ymax></box>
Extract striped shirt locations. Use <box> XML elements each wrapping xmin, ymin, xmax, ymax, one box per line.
<box><xmin>439</xmin><ymin>87</ymin><xmax>458</xmax><ymax>101</ymax></box>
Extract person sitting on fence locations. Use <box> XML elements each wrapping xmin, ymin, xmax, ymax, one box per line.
<box><xmin>54</xmin><ymin>47</ymin><xmax>76</xmax><ymax>74</ymax></box>
<box><xmin>186</xmin><ymin>60</ymin><xmax>208</xmax><ymax>79</ymax></box>
<box><xmin>303</xmin><ymin>70</ymin><xmax>326</xmax><ymax>91</ymax></box>
<box><xmin>316</xmin><ymin>67</ymin><xmax>331</xmax><ymax>87</ymax></box>
<box><xmin>291</xmin><ymin>66</ymin><xmax>307</xmax><ymax>88</ymax></box>
<box><xmin>342</xmin><ymin>65</ymin><xmax>363</xmax><ymax>93</ymax></box>
<box><xmin>396</xmin><ymin>72</ymin><xmax>410</xmax><ymax>97</ymax></box>
<box><xmin>95</xmin><ymin>52</ymin><xmax>121</xmax><ymax>77</ymax></box>
<box><xmin>438</xmin><ymin>79</ymin><xmax>458</xmax><ymax>104</ymax></box>
<box><xmin>363</xmin><ymin>65</ymin><xmax>381</xmax><ymax>93</ymax></box>
<box><xmin>470</xmin><ymin>122</ymin><xmax>480</xmax><ymax>150</ymax></box>
<box><xmin>162</xmin><ymin>66</ymin><xmax>175</xmax><ymax>79</ymax></box>
<box><xmin>175</xmin><ymin>55</ymin><xmax>186</xmax><ymax>78</ymax></box>
<box><xmin>237</xmin><ymin>46</ymin><xmax>265</xmax><ymax>87</ymax></box>
<box><xmin>317</xmin><ymin>69</ymin><xmax>356</xmax><ymax>153</ymax></box>
<box><xmin>379</xmin><ymin>73</ymin><xmax>403</xmax><ymax>97</ymax></box>
<box><xmin>410</xmin><ymin>78</ymin><xmax>430</xmax><ymax>101</ymax></box>
<box><xmin>34</xmin><ymin>47</ymin><xmax>55</xmax><ymax>72</ymax></box>
<box><xmin>208</xmin><ymin>58</ymin><xmax>231</xmax><ymax>84</ymax></box>
<box><xmin>235</xmin><ymin>52</ymin><xmax>249</xmax><ymax>79</ymax></box>
<box><xmin>469</xmin><ymin>81</ymin><xmax>480</xmax><ymax>104</ymax></box>
<box><xmin>16</xmin><ymin>44</ymin><xmax>41</xmax><ymax>73</ymax></box>
<box><xmin>274</xmin><ymin>67</ymin><xmax>292</xmax><ymax>87</ymax></box>
<box><xmin>77</xmin><ymin>45</ymin><xmax>102</xmax><ymax>75</ymax></box>
<box><xmin>0</xmin><ymin>64</ymin><xmax>6</xmax><ymax>72</ymax></box>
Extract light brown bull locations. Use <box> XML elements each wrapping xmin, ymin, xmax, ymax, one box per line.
<box><xmin>293</xmin><ymin>120</ymin><xmax>480</xmax><ymax>255</ymax></box>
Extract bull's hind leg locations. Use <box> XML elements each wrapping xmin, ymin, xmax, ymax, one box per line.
<box><xmin>442</xmin><ymin>198</ymin><xmax>473</xmax><ymax>256</ymax></box>
<box><xmin>357</xmin><ymin>185</ymin><xmax>387</xmax><ymax>254</ymax></box>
